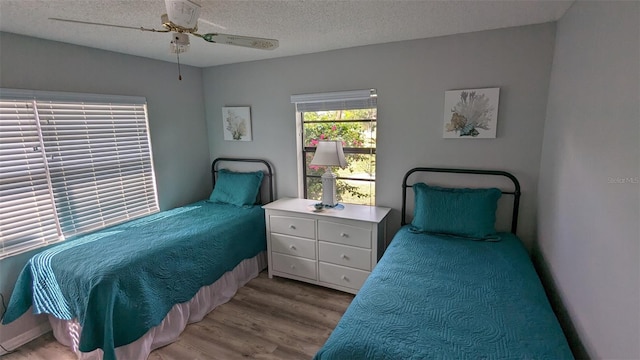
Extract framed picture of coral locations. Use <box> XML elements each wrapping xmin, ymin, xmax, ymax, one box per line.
<box><xmin>222</xmin><ymin>106</ymin><xmax>252</xmax><ymax>141</ymax></box>
<box><xmin>443</xmin><ymin>87</ymin><xmax>499</xmax><ymax>138</ymax></box>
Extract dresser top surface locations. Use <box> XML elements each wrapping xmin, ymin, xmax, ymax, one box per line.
<box><xmin>263</xmin><ymin>198</ymin><xmax>391</xmax><ymax>223</ymax></box>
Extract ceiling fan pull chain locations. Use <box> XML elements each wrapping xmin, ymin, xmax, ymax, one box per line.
<box><xmin>176</xmin><ymin>50</ymin><xmax>182</xmax><ymax>81</ymax></box>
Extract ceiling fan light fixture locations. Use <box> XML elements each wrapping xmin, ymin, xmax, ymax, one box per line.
<box><xmin>48</xmin><ymin>0</ymin><xmax>280</xmax><ymax>69</ymax></box>
<box><xmin>170</xmin><ymin>32</ymin><xmax>190</xmax><ymax>53</ymax></box>
<box><xmin>165</xmin><ymin>0</ymin><xmax>201</xmax><ymax>29</ymax></box>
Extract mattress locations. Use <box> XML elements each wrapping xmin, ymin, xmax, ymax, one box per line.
<box><xmin>3</xmin><ymin>201</ymin><xmax>266</xmax><ymax>360</ymax></box>
<box><xmin>314</xmin><ymin>226</ymin><xmax>574</xmax><ymax>359</ymax></box>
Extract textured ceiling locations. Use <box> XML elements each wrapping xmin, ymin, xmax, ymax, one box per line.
<box><xmin>0</xmin><ymin>0</ymin><xmax>573</xmax><ymax>68</ymax></box>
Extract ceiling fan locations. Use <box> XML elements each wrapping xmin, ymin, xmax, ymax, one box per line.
<box><xmin>49</xmin><ymin>0</ymin><xmax>279</xmax><ymax>80</ymax></box>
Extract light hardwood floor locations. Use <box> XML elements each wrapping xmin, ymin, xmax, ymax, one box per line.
<box><xmin>3</xmin><ymin>271</ymin><xmax>354</xmax><ymax>360</ymax></box>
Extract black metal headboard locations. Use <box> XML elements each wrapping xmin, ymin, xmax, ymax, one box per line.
<box><xmin>211</xmin><ymin>158</ymin><xmax>275</xmax><ymax>204</ymax></box>
<box><xmin>401</xmin><ymin>167</ymin><xmax>521</xmax><ymax>234</ymax></box>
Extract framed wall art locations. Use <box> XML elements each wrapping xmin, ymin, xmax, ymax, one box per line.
<box><xmin>222</xmin><ymin>106</ymin><xmax>252</xmax><ymax>141</ymax></box>
<box><xmin>443</xmin><ymin>88</ymin><xmax>499</xmax><ymax>139</ymax></box>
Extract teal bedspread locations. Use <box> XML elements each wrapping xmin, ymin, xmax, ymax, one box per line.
<box><xmin>315</xmin><ymin>226</ymin><xmax>573</xmax><ymax>360</ymax></box>
<box><xmin>3</xmin><ymin>201</ymin><xmax>266</xmax><ymax>360</ymax></box>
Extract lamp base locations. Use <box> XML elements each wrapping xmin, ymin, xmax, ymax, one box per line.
<box><xmin>320</xmin><ymin>168</ymin><xmax>338</xmax><ymax>207</ymax></box>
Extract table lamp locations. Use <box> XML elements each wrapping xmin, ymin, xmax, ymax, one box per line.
<box><xmin>310</xmin><ymin>141</ymin><xmax>347</xmax><ymax>207</ymax></box>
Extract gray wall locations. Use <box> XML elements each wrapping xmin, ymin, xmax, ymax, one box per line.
<box><xmin>203</xmin><ymin>23</ymin><xmax>556</xmax><ymax>247</ymax></box>
<box><xmin>0</xmin><ymin>32</ymin><xmax>210</xmax><ymax>345</ymax></box>
<box><xmin>537</xmin><ymin>2</ymin><xmax>640</xmax><ymax>359</ymax></box>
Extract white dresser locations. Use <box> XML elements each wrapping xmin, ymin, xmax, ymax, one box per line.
<box><xmin>263</xmin><ymin>198</ymin><xmax>391</xmax><ymax>294</ymax></box>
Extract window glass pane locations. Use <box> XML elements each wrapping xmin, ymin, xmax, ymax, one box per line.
<box><xmin>306</xmin><ymin>152</ymin><xmax>375</xmax><ymax>178</ymax></box>
<box><xmin>336</xmin><ymin>179</ymin><xmax>375</xmax><ymax>206</ymax></box>
<box><xmin>302</xmin><ymin>109</ymin><xmax>376</xmax><ymax>148</ymax></box>
<box><xmin>305</xmin><ymin>151</ymin><xmax>324</xmax><ymax>177</ymax></box>
<box><xmin>305</xmin><ymin>177</ymin><xmax>322</xmax><ymax>202</ymax></box>
<box><xmin>305</xmin><ymin>177</ymin><xmax>375</xmax><ymax>205</ymax></box>
<box><xmin>304</xmin><ymin>175</ymin><xmax>375</xmax><ymax>205</ymax></box>
<box><xmin>338</xmin><ymin>153</ymin><xmax>375</xmax><ymax>181</ymax></box>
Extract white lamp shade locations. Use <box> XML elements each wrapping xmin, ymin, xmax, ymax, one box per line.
<box><xmin>310</xmin><ymin>141</ymin><xmax>347</xmax><ymax>168</ymax></box>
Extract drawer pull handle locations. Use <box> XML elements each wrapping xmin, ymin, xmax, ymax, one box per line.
<box><xmin>290</xmin><ymin>264</ymin><xmax>296</xmax><ymax>269</ymax></box>
<box><xmin>340</xmin><ymin>232</ymin><xmax>348</xmax><ymax>238</ymax></box>
<box><xmin>340</xmin><ymin>253</ymin><xmax>348</xmax><ymax>260</ymax></box>
<box><xmin>289</xmin><ymin>245</ymin><xmax>296</xmax><ymax>250</ymax></box>
<box><xmin>289</xmin><ymin>225</ymin><xmax>296</xmax><ymax>229</ymax></box>
<box><xmin>341</xmin><ymin>275</ymin><xmax>349</xmax><ymax>282</ymax></box>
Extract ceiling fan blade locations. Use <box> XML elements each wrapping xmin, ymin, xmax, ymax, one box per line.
<box><xmin>49</xmin><ymin>17</ymin><xmax>169</xmax><ymax>33</ymax></box>
<box><xmin>199</xmin><ymin>33</ymin><xmax>279</xmax><ymax>50</ymax></box>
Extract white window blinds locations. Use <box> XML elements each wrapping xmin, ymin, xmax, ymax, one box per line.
<box><xmin>0</xmin><ymin>89</ymin><xmax>159</xmax><ymax>259</ymax></box>
<box><xmin>0</xmin><ymin>99</ymin><xmax>60</xmax><ymax>257</ymax></box>
<box><xmin>290</xmin><ymin>89</ymin><xmax>377</xmax><ymax>112</ymax></box>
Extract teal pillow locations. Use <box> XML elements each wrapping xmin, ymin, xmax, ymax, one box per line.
<box><xmin>411</xmin><ymin>183</ymin><xmax>502</xmax><ymax>240</ymax></box>
<box><xmin>209</xmin><ymin>169</ymin><xmax>264</xmax><ymax>206</ymax></box>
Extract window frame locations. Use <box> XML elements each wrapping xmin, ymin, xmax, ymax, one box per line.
<box><xmin>291</xmin><ymin>89</ymin><xmax>377</xmax><ymax>205</ymax></box>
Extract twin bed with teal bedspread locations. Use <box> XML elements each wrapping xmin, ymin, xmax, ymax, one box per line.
<box><xmin>3</xmin><ymin>158</ymin><xmax>273</xmax><ymax>360</ymax></box>
<box><xmin>4</xmin><ymin>201</ymin><xmax>266</xmax><ymax>359</ymax></box>
<box><xmin>315</xmin><ymin>167</ymin><xmax>573</xmax><ymax>359</ymax></box>
<box><xmin>314</xmin><ymin>227</ymin><xmax>573</xmax><ymax>359</ymax></box>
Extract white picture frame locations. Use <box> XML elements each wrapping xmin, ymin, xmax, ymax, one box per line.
<box><xmin>443</xmin><ymin>87</ymin><xmax>499</xmax><ymax>139</ymax></box>
<box><xmin>222</xmin><ymin>106</ymin><xmax>252</xmax><ymax>141</ymax></box>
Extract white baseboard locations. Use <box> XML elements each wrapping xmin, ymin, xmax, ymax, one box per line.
<box><xmin>0</xmin><ymin>321</ymin><xmax>51</xmax><ymax>355</ymax></box>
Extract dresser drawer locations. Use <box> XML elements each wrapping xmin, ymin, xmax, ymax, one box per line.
<box><xmin>270</xmin><ymin>215</ymin><xmax>315</xmax><ymax>239</ymax></box>
<box><xmin>319</xmin><ymin>262</ymin><xmax>370</xmax><ymax>290</ymax></box>
<box><xmin>272</xmin><ymin>253</ymin><xmax>317</xmax><ymax>280</ymax></box>
<box><xmin>317</xmin><ymin>220</ymin><xmax>371</xmax><ymax>248</ymax></box>
<box><xmin>318</xmin><ymin>241</ymin><xmax>371</xmax><ymax>271</ymax></box>
<box><xmin>271</xmin><ymin>234</ymin><xmax>316</xmax><ymax>260</ymax></box>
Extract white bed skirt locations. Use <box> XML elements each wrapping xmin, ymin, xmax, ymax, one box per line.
<box><xmin>49</xmin><ymin>251</ymin><xmax>267</xmax><ymax>360</ymax></box>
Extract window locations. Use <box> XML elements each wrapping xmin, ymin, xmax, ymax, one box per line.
<box><xmin>0</xmin><ymin>89</ymin><xmax>158</xmax><ymax>259</ymax></box>
<box><xmin>292</xmin><ymin>89</ymin><xmax>377</xmax><ymax>205</ymax></box>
